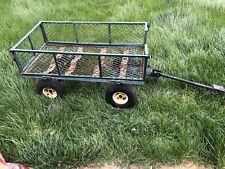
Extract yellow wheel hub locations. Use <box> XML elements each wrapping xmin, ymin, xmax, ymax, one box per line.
<box><xmin>112</xmin><ymin>92</ymin><xmax>128</xmax><ymax>105</ymax></box>
<box><xmin>42</xmin><ymin>87</ymin><xmax>57</xmax><ymax>98</ymax></box>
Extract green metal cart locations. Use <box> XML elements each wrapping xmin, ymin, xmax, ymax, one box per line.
<box><xmin>9</xmin><ymin>21</ymin><xmax>224</xmax><ymax>108</ymax></box>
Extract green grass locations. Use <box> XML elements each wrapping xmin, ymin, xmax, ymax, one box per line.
<box><xmin>0</xmin><ymin>0</ymin><xmax>225</xmax><ymax>168</ymax></box>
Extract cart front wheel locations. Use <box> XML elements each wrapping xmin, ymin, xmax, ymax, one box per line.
<box><xmin>105</xmin><ymin>83</ymin><xmax>137</xmax><ymax>108</ymax></box>
<box><xmin>36</xmin><ymin>79</ymin><xmax>64</xmax><ymax>98</ymax></box>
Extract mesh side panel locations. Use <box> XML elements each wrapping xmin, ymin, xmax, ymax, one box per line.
<box><xmin>76</xmin><ymin>24</ymin><xmax>108</xmax><ymax>43</ymax></box>
<box><xmin>26</xmin><ymin>53</ymin><xmax>56</xmax><ymax>74</ymax></box>
<box><xmin>64</xmin><ymin>56</ymin><xmax>99</xmax><ymax>76</ymax></box>
<box><xmin>21</xmin><ymin>44</ymin><xmax>145</xmax><ymax>79</ymax></box>
<box><xmin>111</xmin><ymin>24</ymin><xmax>144</xmax><ymax>44</ymax></box>
<box><xmin>25</xmin><ymin>53</ymin><xmax>145</xmax><ymax>79</ymax></box>
<box><xmin>17</xmin><ymin>27</ymin><xmax>45</xmax><ymax>50</ymax></box>
<box><xmin>14</xmin><ymin>27</ymin><xmax>46</xmax><ymax>71</ymax></box>
<box><xmin>15</xmin><ymin>52</ymin><xmax>34</xmax><ymax>70</ymax></box>
<box><xmin>43</xmin><ymin>23</ymin><xmax>144</xmax><ymax>44</ymax></box>
<box><xmin>56</xmin><ymin>54</ymin><xmax>74</xmax><ymax>75</ymax></box>
<box><xmin>27</xmin><ymin>53</ymin><xmax>99</xmax><ymax>76</ymax></box>
<box><xmin>44</xmin><ymin>24</ymin><xmax>74</xmax><ymax>42</ymax></box>
<box><xmin>29</xmin><ymin>27</ymin><xmax>45</xmax><ymax>50</ymax></box>
<box><xmin>44</xmin><ymin>23</ymin><xmax>108</xmax><ymax>43</ymax></box>
<box><xmin>126</xmin><ymin>57</ymin><xmax>144</xmax><ymax>79</ymax></box>
<box><xmin>101</xmin><ymin>56</ymin><xmax>121</xmax><ymax>78</ymax></box>
<box><xmin>102</xmin><ymin>56</ymin><xmax>144</xmax><ymax>79</ymax></box>
<box><xmin>17</xmin><ymin>38</ymin><xmax>31</xmax><ymax>50</ymax></box>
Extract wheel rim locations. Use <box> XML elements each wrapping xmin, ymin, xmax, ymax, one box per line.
<box><xmin>42</xmin><ymin>87</ymin><xmax>57</xmax><ymax>98</ymax></box>
<box><xmin>112</xmin><ymin>92</ymin><xmax>128</xmax><ymax>105</ymax></box>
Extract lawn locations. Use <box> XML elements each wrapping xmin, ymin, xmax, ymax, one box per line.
<box><xmin>0</xmin><ymin>0</ymin><xmax>225</xmax><ymax>168</ymax></box>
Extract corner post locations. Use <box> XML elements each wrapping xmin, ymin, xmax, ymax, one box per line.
<box><xmin>40</xmin><ymin>22</ymin><xmax>48</xmax><ymax>43</ymax></box>
<box><xmin>53</xmin><ymin>54</ymin><xmax>61</xmax><ymax>76</ymax></box>
<box><xmin>108</xmin><ymin>24</ymin><xmax>112</xmax><ymax>44</ymax></box>
<box><xmin>11</xmin><ymin>51</ymin><xmax>22</xmax><ymax>72</ymax></box>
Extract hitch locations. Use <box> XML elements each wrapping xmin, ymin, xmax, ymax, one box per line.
<box><xmin>149</xmin><ymin>68</ymin><xmax>225</xmax><ymax>94</ymax></box>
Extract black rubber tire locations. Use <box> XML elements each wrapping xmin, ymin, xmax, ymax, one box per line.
<box><xmin>36</xmin><ymin>79</ymin><xmax>64</xmax><ymax>98</ymax></box>
<box><xmin>105</xmin><ymin>83</ymin><xmax>138</xmax><ymax>108</ymax></box>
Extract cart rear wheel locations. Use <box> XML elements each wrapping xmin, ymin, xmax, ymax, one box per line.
<box><xmin>36</xmin><ymin>79</ymin><xmax>64</xmax><ymax>98</ymax></box>
<box><xmin>105</xmin><ymin>83</ymin><xmax>137</xmax><ymax>108</ymax></box>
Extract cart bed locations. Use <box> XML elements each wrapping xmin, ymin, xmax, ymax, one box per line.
<box><xmin>10</xmin><ymin>21</ymin><xmax>149</xmax><ymax>84</ymax></box>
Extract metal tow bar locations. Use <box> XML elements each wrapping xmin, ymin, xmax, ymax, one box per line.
<box><xmin>149</xmin><ymin>69</ymin><xmax>225</xmax><ymax>94</ymax></box>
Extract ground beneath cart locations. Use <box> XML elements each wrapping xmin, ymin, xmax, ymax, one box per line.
<box><xmin>67</xmin><ymin>161</ymin><xmax>212</xmax><ymax>169</ymax></box>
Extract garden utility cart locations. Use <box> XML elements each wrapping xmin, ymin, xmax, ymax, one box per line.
<box><xmin>9</xmin><ymin>21</ymin><xmax>225</xmax><ymax>108</ymax></box>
